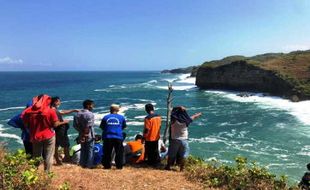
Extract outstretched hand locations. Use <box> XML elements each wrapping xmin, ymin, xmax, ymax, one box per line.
<box><xmin>191</xmin><ymin>112</ymin><xmax>202</xmax><ymax>120</ymax></box>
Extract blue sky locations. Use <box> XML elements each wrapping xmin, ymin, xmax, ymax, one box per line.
<box><xmin>0</xmin><ymin>0</ymin><xmax>310</xmax><ymax>71</ymax></box>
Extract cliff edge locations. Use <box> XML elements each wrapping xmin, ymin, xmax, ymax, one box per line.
<box><xmin>196</xmin><ymin>50</ymin><xmax>310</xmax><ymax>101</ymax></box>
<box><xmin>51</xmin><ymin>164</ymin><xmax>204</xmax><ymax>190</ymax></box>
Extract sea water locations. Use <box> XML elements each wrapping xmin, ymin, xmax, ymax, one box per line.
<box><xmin>0</xmin><ymin>71</ymin><xmax>309</xmax><ymax>182</ymax></box>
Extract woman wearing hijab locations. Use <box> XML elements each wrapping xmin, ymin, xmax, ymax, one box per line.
<box><xmin>165</xmin><ymin>106</ymin><xmax>202</xmax><ymax>171</ymax></box>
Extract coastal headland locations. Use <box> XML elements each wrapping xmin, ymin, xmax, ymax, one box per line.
<box><xmin>163</xmin><ymin>50</ymin><xmax>310</xmax><ymax>101</ymax></box>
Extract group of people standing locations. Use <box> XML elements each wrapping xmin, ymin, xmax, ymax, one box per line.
<box><xmin>8</xmin><ymin>94</ymin><xmax>202</xmax><ymax>172</ymax></box>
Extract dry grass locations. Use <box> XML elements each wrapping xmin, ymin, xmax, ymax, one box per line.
<box><xmin>51</xmin><ymin>164</ymin><xmax>205</xmax><ymax>190</ymax></box>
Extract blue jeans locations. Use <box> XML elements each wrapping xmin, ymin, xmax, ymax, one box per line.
<box><xmin>168</xmin><ymin>139</ymin><xmax>189</xmax><ymax>164</ymax></box>
<box><xmin>79</xmin><ymin>140</ymin><xmax>94</xmax><ymax>168</ymax></box>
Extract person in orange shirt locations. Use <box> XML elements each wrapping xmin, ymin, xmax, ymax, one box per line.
<box><xmin>143</xmin><ymin>103</ymin><xmax>161</xmax><ymax>166</ymax></box>
<box><xmin>125</xmin><ymin>134</ymin><xmax>145</xmax><ymax>164</ymax></box>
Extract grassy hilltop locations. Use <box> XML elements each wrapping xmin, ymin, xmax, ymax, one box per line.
<box><xmin>197</xmin><ymin>50</ymin><xmax>310</xmax><ymax>101</ymax></box>
<box><xmin>163</xmin><ymin>50</ymin><xmax>310</xmax><ymax>101</ymax></box>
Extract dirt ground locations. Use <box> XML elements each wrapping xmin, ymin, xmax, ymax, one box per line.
<box><xmin>51</xmin><ymin>163</ymin><xmax>204</xmax><ymax>190</ymax></box>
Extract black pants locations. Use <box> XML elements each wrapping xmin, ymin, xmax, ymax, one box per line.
<box><xmin>23</xmin><ymin>140</ymin><xmax>33</xmax><ymax>157</ymax></box>
<box><xmin>145</xmin><ymin>140</ymin><xmax>160</xmax><ymax>165</ymax></box>
<box><xmin>103</xmin><ymin>138</ymin><xmax>124</xmax><ymax>169</ymax></box>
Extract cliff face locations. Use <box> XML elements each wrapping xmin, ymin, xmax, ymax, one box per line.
<box><xmin>196</xmin><ymin>60</ymin><xmax>297</xmax><ymax>98</ymax></box>
<box><xmin>195</xmin><ymin>50</ymin><xmax>310</xmax><ymax>101</ymax></box>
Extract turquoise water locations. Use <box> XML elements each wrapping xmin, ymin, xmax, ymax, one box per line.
<box><xmin>0</xmin><ymin>71</ymin><xmax>310</xmax><ymax>182</ymax></box>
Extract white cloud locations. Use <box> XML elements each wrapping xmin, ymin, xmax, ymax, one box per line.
<box><xmin>0</xmin><ymin>56</ymin><xmax>23</xmax><ymax>64</ymax></box>
<box><xmin>282</xmin><ymin>44</ymin><xmax>310</xmax><ymax>53</ymax></box>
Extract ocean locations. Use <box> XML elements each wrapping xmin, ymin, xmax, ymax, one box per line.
<box><xmin>0</xmin><ymin>71</ymin><xmax>310</xmax><ymax>182</ymax></box>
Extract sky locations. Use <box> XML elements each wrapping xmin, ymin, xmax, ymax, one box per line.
<box><xmin>0</xmin><ymin>0</ymin><xmax>310</xmax><ymax>71</ymax></box>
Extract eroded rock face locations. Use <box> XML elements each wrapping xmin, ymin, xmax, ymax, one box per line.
<box><xmin>196</xmin><ymin>60</ymin><xmax>303</xmax><ymax>100</ymax></box>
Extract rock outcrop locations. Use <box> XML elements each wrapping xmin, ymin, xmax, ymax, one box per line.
<box><xmin>195</xmin><ymin>50</ymin><xmax>310</xmax><ymax>101</ymax></box>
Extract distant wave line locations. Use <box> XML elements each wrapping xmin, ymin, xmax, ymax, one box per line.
<box><xmin>0</xmin><ymin>106</ymin><xmax>24</xmax><ymax>112</ymax></box>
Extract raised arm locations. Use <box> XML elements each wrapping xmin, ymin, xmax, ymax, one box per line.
<box><xmin>191</xmin><ymin>112</ymin><xmax>202</xmax><ymax>120</ymax></box>
<box><xmin>60</xmin><ymin>109</ymin><xmax>79</xmax><ymax>115</ymax></box>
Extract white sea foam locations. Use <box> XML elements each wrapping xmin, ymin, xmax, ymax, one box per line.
<box><xmin>93</xmin><ymin>112</ymin><xmax>109</xmax><ymax>126</ymax></box>
<box><xmin>0</xmin><ymin>133</ymin><xmax>22</xmax><ymax>141</ymax></box>
<box><xmin>206</xmin><ymin>90</ymin><xmax>310</xmax><ymax>125</ymax></box>
<box><xmin>62</xmin><ymin>116</ymin><xmax>74</xmax><ymax>121</ymax></box>
<box><xmin>68</xmin><ymin>133</ymin><xmax>78</xmax><ymax>138</ymax></box>
<box><xmin>297</xmin><ymin>145</ymin><xmax>310</xmax><ymax>156</ymax></box>
<box><xmin>219</xmin><ymin>121</ymin><xmax>248</xmax><ymax>127</ymax></box>
<box><xmin>156</xmin><ymin>85</ymin><xmax>196</xmax><ymax>91</ymax></box>
<box><xmin>162</xmin><ymin>78</ymin><xmax>177</xmax><ymax>83</ymax></box>
<box><xmin>147</xmin><ymin>80</ymin><xmax>158</xmax><ymax>84</ymax></box>
<box><xmin>164</xmin><ymin>73</ymin><xmax>196</xmax><ymax>85</ymax></box>
<box><xmin>206</xmin><ymin>157</ymin><xmax>218</xmax><ymax>161</ymax></box>
<box><xmin>62</xmin><ymin>100</ymin><xmax>83</xmax><ymax>103</ymax></box>
<box><xmin>218</xmin><ymin>130</ymin><xmax>250</xmax><ymax>139</ymax></box>
<box><xmin>92</xmin><ymin>107</ymin><xmax>131</xmax><ymax>126</ymax></box>
<box><xmin>134</xmin><ymin>115</ymin><xmax>146</xmax><ymax>119</ymax></box>
<box><xmin>242</xmin><ymin>143</ymin><xmax>254</xmax><ymax>147</ymax></box>
<box><xmin>94</xmin><ymin>89</ymin><xmax>110</xmax><ymax>92</ymax></box>
<box><xmin>127</xmin><ymin>121</ymin><xmax>144</xmax><ymax>126</ymax></box>
<box><xmin>266</xmin><ymin>163</ymin><xmax>298</xmax><ymax>168</ymax></box>
<box><xmin>157</xmin><ymin>74</ymin><xmax>197</xmax><ymax>90</ymax></box>
<box><xmin>0</xmin><ymin>106</ymin><xmax>24</xmax><ymax>112</ymax></box>
<box><xmin>176</xmin><ymin>73</ymin><xmax>196</xmax><ymax>84</ymax></box>
<box><xmin>94</xmin><ymin>84</ymin><xmax>128</xmax><ymax>92</ymax></box>
<box><xmin>0</xmin><ymin>124</ymin><xmax>23</xmax><ymax>144</ymax></box>
<box><xmin>177</xmin><ymin>73</ymin><xmax>191</xmax><ymax>80</ymax></box>
<box><xmin>121</xmin><ymin>103</ymin><xmax>145</xmax><ymax>110</ymax></box>
<box><xmin>189</xmin><ymin>136</ymin><xmax>226</xmax><ymax>144</ymax></box>
<box><xmin>162</xmin><ymin>73</ymin><xmax>188</xmax><ymax>83</ymax></box>
<box><xmin>136</xmin><ymin>99</ymin><xmax>155</xmax><ymax>103</ymax></box>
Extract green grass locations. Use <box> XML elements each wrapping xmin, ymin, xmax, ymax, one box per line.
<box><xmin>184</xmin><ymin>156</ymin><xmax>299</xmax><ymax>190</ymax></box>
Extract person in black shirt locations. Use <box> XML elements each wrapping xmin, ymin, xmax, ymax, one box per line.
<box><xmin>51</xmin><ymin>96</ymin><xmax>78</xmax><ymax>164</ymax></box>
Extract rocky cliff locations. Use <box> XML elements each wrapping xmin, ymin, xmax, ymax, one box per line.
<box><xmin>196</xmin><ymin>50</ymin><xmax>310</xmax><ymax>101</ymax></box>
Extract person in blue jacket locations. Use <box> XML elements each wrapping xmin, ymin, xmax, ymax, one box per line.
<box><xmin>100</xmin><ymin>104</ymin><xmax>127</xmax><ymax>169</ymax></box>
<box><xmin>93</xmin><ymin>135</ymin><xmax>104</xmax><ymax>166</ymax></box>
<box><xmin>7</xmin><ymin>101</ymin><xmax>33</xmax><ymax>156</ymax></box>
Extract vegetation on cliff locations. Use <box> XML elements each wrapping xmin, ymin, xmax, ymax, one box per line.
<box><xmin>185</xmin><ymin>156</ymin><xmax>299</xmax><ymax>190</ymax></box>
<box><xmin>0</xmin><ymin>146</ymin><xmax>52</xmax><ymax>190</ymax></box>
<box><xmin>196</xmin><ymin>50</ymin><xmax>310</xmax><ymax>101</ymax></box>
<box><xmin>1</xmin><ymin>147</ymin><xmax>301</xmax><ymax>190</ymax></box>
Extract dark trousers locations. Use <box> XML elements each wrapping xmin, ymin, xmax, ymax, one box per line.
<box><xmin>145</xmin><ymin>140</ymin><xmax>160</xmax><ymax>165</ymax></box>
<box><xmin>103</xmin><ymin>138</ymin><xmax>124</xmax><ymax>169</ymax></box>
<box><xmin>23</xmin><ymin>140</ymin><xmax>33</xmax><ymax>157</ymax></box>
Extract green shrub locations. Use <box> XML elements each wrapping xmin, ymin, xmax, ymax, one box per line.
<box><xmin>59</xmin><ymin>181</ymin><xmax>70</xmax><ymax>190</ymax></box>
<box><xmin>184</xmin><ymin>156</ymin><xmax>299</xmax><ymax>190</ymax></box>
<box><xmin>0</xmin><ymin>146</ymin><xmax>52</xmax><ymax>190</ymax></box>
